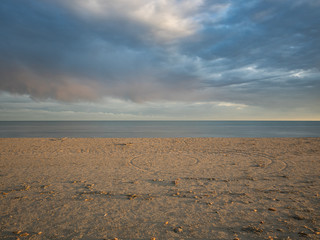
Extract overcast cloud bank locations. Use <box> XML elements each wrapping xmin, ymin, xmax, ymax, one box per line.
<box><xmin>0</xmin><ymin>0</ymin><xmax>319</xmax><ymax>119</ymax></box>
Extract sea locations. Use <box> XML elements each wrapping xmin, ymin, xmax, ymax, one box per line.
<box><xmin>0</xmin><ymin>121</ymin><xmax>320</xmax><ymax>138</ymax></box>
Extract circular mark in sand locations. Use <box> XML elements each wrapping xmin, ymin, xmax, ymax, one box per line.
<box><xmin>212</xmin><ymin>150</ymin><xmax>287</xmax><ymax>174</ymax></box>
<box><xmin>130</xmin><ymin>153</ymin><xmax>199</xmax><ymax>173</ymax></box>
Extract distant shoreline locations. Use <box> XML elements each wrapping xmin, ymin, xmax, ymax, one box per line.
<box><xmin>1</xmin><ymin>121</ymin><xmax>319</xmax><ymax>138</ymax></box>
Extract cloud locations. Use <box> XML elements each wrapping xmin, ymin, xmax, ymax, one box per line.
<box><xmin>0</xmin><ymin>0</ymin><xmax>319</xmax><ymax>116</ymax></box>
<box><xmin>1</xmin><ymin>92</ymin><xmax>319</xmax><ymax>121</ymax></box>
<box><xmin>60</xmin><ymin>0</ymin><xmax>205</xmax><ymax>41</ymax></box>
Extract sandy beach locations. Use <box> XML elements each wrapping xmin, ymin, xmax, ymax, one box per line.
<box><xmin>0</xmin><ymin>138</ymin><xmax>319</xmax><ymax>240</ymax></box>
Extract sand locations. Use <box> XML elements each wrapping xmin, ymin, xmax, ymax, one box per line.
<box><xmin>0</xmin><ymin>138</ymin><xmax>319</xmax><ymax>240</ymax></box>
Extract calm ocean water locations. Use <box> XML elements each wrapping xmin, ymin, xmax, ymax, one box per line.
<box><xmin>0</xmin><ymin>121</ymin><xmax>319</xmax><ymax>138</ymax></box>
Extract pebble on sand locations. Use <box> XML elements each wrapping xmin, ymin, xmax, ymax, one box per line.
<box><xmin>127</xmin><ymin>194</ymin><xmax>138</xmax><ymax>200</ymax></box>
<box><xmin>173</xmin><ymin>178</ymin><xmax>180</xmax><ymax>186</ymax></box>
<box><xmin>268</xmin><ymin>207</ymin><xmax>277</xmax><ymax>211</ymax></box>
<box><xmin>242</xmin><ymin>225</ymin><xmax>263</xmax><ymax>233</ymax></box>
<box><xmin>292</xmin><ymin>214</ymin><xmax>305</xmax><ymax>220</ymax></box>
<box><xmin>298</xmin><ymin>232</ymin><xmax>309</xmax><ymax>237</ymax></box>
<box><xmin>174</xmin><ymin>227</ymin><xmax>183</xmax><ymax>233</ymax></box>
<box><xmin>19</xmin><ymin>232</ymin><xmax>29</xmax><ymax>237</ymax></box>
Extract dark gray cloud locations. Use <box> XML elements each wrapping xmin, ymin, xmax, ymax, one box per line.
<box><xmin>0</xmin><ymin>0</ymin><xmax>319</xmax><ymax>112</ymax></box>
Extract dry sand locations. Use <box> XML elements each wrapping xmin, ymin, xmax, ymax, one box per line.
<box><xmin>0</xmin><ymin>138</ymin><xmax>319</xmax><ymax>240</ymax></box>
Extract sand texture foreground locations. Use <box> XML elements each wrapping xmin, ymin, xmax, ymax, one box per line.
<box><xmin>1</xmin><ymin>138</ymin><xmax>320</xmax><ymax>240</ymax></box>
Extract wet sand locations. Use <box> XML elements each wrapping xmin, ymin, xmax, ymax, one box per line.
<box><xmin>1</xmin><ymin>138</ymin><xmax>319</xmax><ymax>240</ymax></box>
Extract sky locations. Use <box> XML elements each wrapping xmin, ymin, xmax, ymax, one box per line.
<box><xmin>0</xmin><ymin>0</ymin><xmax>320</xmax><ymax>120</ymax></box>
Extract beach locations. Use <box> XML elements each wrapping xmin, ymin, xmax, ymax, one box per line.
<box><xmin>1</xmin><ymin>137</ymin><xmax>319</xmax><ymax>239</ymax></box>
